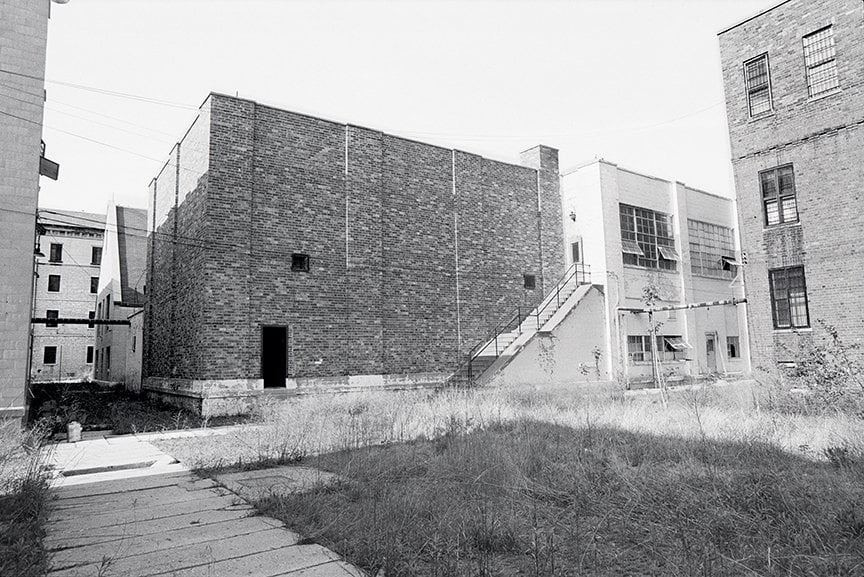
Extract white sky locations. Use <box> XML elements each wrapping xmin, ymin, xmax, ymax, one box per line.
<box><xmin>36</xmin><ymin>0</ymin><xmax>778</xmax><ymax>213</ymax></box>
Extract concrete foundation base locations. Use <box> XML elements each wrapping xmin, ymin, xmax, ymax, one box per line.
<box><xmin>143</xmin><ymin>372</ymin><xmax>450</xmax><ymax>417</ymax></box>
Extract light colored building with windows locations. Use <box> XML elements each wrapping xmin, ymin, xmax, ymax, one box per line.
<box><xmin>31</xmin><ymin>209</ymin><xmax>105</xmax><ymax>384</ymax></box>
<box><xmin>559</xmin><ymin>159</ymin><xmax>750</xmax><ymax>385</ymax></box>
<box><xmin>94</xmin><ymin>204</ymin><xmax>147</xmax><ymax>389</ymax></box>
<box><xmin>718</xmin><ymin>0</ymin><xmax>864</xmax><ymax>369</ymax></box>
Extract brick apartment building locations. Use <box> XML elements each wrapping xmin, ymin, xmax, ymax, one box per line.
<box><xmin>559</xmin><ymin>160</ymin><xmax>749</xmax><ymax>384</ymax></box>
<box><xmin>31</xmin><ymin>210</ymin><xmax>104</xmax><ymax>384</ymax></box>
<box><xmin>94</xmin><ymin>204</ymin><xmax>146</xmax><ymax>389</ymax></box>
<box><xmin>0</xmin><ymin>0</ymin><xmax>50</xmax><ymax>418</ymax></box>
<box><xmin>144</xmin><ymin>93</ymin><xmax>564</xmax><ymax>415</ymax></box>
<box><xmin>719</xmin><ymin>0</ymin><xmax>864</xmax><ymax>369</ymax></box>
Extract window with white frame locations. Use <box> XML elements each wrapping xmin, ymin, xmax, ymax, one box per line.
<box><xmin>803</xmin><ymin>26</ymin><xmax>839</xmax><ymax>98</ymax></box>
<box><xmin>760</xmin><ymin>165</ymin><xmax>798</xmax><ymax>226</ymax></box>
<box><xmin>619</xmin><ymin>204</ymin><xmax>678</xmax><ymax>271</ymax></box>
<box><xmin>627</xmin><ymin>335</ymin><xmax>688</xmax><ymax>363</ymax></box>
<box><xmin>744</xmin><ymin>54</ymin><xmax>773</xmax><ymax>116</ymax></box>
<box><xmin>688</xmin><ymin>219</ymin><xmax>736</xmax><ymax>279</ymax></box>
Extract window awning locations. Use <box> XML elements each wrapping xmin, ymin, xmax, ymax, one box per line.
<box><xmin>658</xmin><ymin>246</ymin><xmax>680</xmax><ymax>261</ymax></box>
<box><xmin>664</xmin><ymin>336</ymin><xmax>692</xmax><ymax>350</ymax></box>
<box><xmin>621</xmin><ymin>240</ymin><xmax>644</xmax><ymax>256</ymax></box>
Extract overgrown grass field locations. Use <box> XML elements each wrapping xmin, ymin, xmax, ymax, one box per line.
<box><xmin>154</xmin><ymin>382</ymin><xmax>864</xmax><ymax>576</ymax></box>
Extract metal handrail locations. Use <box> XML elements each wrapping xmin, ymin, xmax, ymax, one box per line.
<box><xmin>451</xmin><ymin>262</ymin><xmax>592</xmax><ymax>385</ymax></box>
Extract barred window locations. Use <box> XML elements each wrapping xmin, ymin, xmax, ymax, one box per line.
<box><xmin>744</xmin><ymin>54</ymin><xmax>772</xmax><ymax>116</ymax></box>
<box><xmin>803</xmin><ymin>26</ymin><xmax>839</xmax><ymax>98</ymax></box>
<box><xmin>627</xmin><ymin>335</ymin><xmax>688</xmax><ymax>363</ymax></box>
<box><xmin>620</xmin><ymin>204</ymin><xmax>677</xmax><ymax>271</ymax></box>
<box><xmin>760</xmin><ymin>165</ymin><xmax>798</xmax><ymax>226</ymax></box>
<box><xmin>688</xmin><ymin>220</ymin><xmax>736</xmax><ymax>279</ymax></box>
<box><xmin>769</xmin><ymin>266</ymin><xmax>810</xmax><ymax>329</ymax></box>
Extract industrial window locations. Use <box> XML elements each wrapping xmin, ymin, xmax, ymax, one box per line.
<box><xmin>90</xmin><ymin>277</ymin><xmax>99</xmax><ymax>294</ymax></box>
<box><xmin>291</xmin><ymin>253</ymin><xmax>310</xmax><ymax>272</ymax></box>
<box><xmin>49</xmin><ymin>243</ymin><xmax>63</xmax><ymax>263</ymax></box>
<box><xmin>760</xmin><ymin>165</ymin><xmax>798</xmax><ymax>226</ymax></box>
<box><xmin>803</xmin><ymin>26</ymin><xmax>839</xmax><ymax>98</ymax></box>
<box><xmin>91</xmin><ymin>246</ymin><xmax>102</xmax><ymax>265</ymax></box>
<box><xmin>48</xmin><ymin>274</ymin><xmax>61</xmax><ymax>292</ymax></box>
<box><xmin>523</xmin><ymin>274</ymin><xmax>536</xmax><ymax>290</ymax></box>
<box><xmin>743</xmin><ymin>54</ymin><xmax>772</xmax><ymax>116</ymax></box>
<box><xmin>627</xmin><ymin>335</ymin><xmax>688</xmax><ymax>363</ymax></box>
<box><xmin>727</xmin><ymin>336</ymin><xmax>740</xmax><ymax>359</ymax></box>
<box><xmin>46</xmin><ymin>310</ymin><xmax>58</xmax><ymax>328</ymax></box>
<box><xmin>688</xmin><ymin>220</ymin><xmax>736</xmax><ymax>279</ymax></box>
<box><xmin>619</xmin><ymin>204</ymin><xmax>677</xmax><ymax>271</ymax></box>
<box><xmin>43</xmin><ymin>346</ymin><xmax>57</xmax><ymax>365</ymax></box>
<box><xmin>769</xmin><ymin>266</ymin><xmax>810</xmax><ymax>329</ymax></box>
<box><xmin>86</xmin><ymin>346</ymin><xmax>94</xmax><ymax>364</ymax></box>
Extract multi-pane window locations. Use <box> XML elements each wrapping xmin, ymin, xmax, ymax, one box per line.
<box><xmin>91</xmin><ymin>246</ymin><xmax>102</xmax><ymax>265</ymax></box>
<box><xmin>727</xmin><ymin>336</ymin><xmax>740</xmax><ymax>359</ymax></box>
<box><xmin>49</xmin><ymin>243</ymin><xmax>63</xmax><ymax>263</ymax></box>
<box><xmin>769</xmin><ymin>266</ymin><xmax>810</xmax><ymax>329</ymax></box>
<box><xmin>627</xmin><ymin>335</ymin><xmax>688</xmax><ymax>363</ymax></box>
<box><xmin>803</xmin><ymin>26</ymin><xmax>839</xmax><ymax>98</ymax></box>
<box><xmin>760</xmin><ymin>165</ymin><xmax>798</xmax><ymax>226</ymax></box>
<box><xmin>46</xmin><ymin>310</ymin><xmax>59</xmax><ymax>328</ymax></box>
<box><xmin>688</xmin><ymin>220</ymin><xmax>736</xmax><ymax>279</ymax></box>
<box><xmin>620</xmin><ymin>205</ymin><xmax>678</xmax><ymax>271</ymax></box>
<box><xmin>744</xmin><ymin>54</ymin><xmax>772</xmax><ymax>116</ymax></box>
<box><xmin>48</xmin><ymin>274</ymin><xmax>61</xmax><ymax>292</ymax></box>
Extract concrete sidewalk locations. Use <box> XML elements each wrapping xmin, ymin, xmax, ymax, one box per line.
<box><xmin>45</xmin><ymin>437</ymin><xmax>364</xmax><ymax>577</ymax></box>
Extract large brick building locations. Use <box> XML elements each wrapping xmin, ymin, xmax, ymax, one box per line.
<box><xmin>144</xmin><ymin>93</ymin><xmax>564</xmax><ymax>414</ymax></box>
<box><xmin>0</xmin><ymin>0</ymin><xmax>51</xmax><ymax>418</ymax></box>
<box><xmin>718</xmin><ymin>0</ymin><xmax>864</xmax><ymax>370</ymax></box>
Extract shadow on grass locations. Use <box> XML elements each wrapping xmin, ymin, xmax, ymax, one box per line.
<box><xmin>258</xmin><ymin>419</ymin><xmax>864</xmax><ymax>577</ymax></box>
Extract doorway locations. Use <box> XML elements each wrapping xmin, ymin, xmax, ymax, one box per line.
<box><xmin>705</xmin><ymin>333</ymin><xmax>717</xmax><ymax>373</ymax></box>
<box><xmin>261</xmin><ymin>326</ymin><xmax>287</xmax><ymax>388</ymax></box>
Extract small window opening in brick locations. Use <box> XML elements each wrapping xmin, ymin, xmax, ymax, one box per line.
<box><xmin>523</xmin><ymin>274</ymin><xmax>536</xmax><ymax>290</ymax></box>
<box><xmin>291</xmin><ymin>253</ymin><xmax>310</xmax><ymax>272</ymax></box>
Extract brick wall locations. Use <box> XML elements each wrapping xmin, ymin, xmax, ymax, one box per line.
<box><xmin>719</xmin><ymin>0</ymin><xmax>864</xmax><ymax>368</ymax></box>
<box><xmin>145</xmin><ymin>93</ymin><xmax>561</xmax><ymax>383</ymax></box>
<box><xmin>0</xmin><ymin>0</ymin><xmax>49</xmax><ymax>416</ymax></box>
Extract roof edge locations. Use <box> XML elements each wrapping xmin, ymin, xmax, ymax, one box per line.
<box><xmin>717</xmin><ymin>0</ymin><xmax>794</xmax><ymax>36</ymax></box>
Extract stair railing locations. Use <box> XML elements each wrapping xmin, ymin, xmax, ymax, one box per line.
<box><xmin>450</xmin><ymin>262</ymin><xmax>592</xmax><ymax>385</ymax></box>
<box><xmin>532</xmin><ymin>262</ymin><xmax>591</xmax><ymax>330</ymax></box>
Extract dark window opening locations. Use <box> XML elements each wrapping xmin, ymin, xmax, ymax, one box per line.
<box><xmin>571</xmin><ymin>240</ymin><xmax>582</xmax><ymax>263</ymax></box>
<box><xmin>727</xmin><ymin>336</ymin><xmax>740</xmax><ymax>359</ymax></box>
<box><xmin>523</xmin><ymin>274</ymin><xmax>536</xmax><ymax>290</ymax></box>
<box><xmin>769</xmin><ymin>266</ymin><xmax>810</xmax><ymax>329</ymax></box>
<box><xmin>760</xmin><ymin>165</ymin><xmax>798</xmax><ymax>226</ymax></box>
<box><xmin>49</xmin><ymin>243</ymin><xmax>63</xmax><ymax>263</ymax></box>
<box><xmin>90</xmin><ymin>277</ymin><xmax>99</xmax><ymax>294</ymax></box>
<box><xmin>91</xmin><ymin>246</ymin><xmax>102</xmax><ymax>265</ymax></box>
<box><xmin>43</xmin><ymin>346</ymin><xmax>57</xmax><ymax>365</ymax></box>
<box><xmin>88</xmin><ymin>310</ymin><xmax>95</xmax><ymax>328</ymax></box>
<box><xmin>291</xmin><ymin>253</ymin><xmax>310</xmax><ymax>272</ymax></box>
<box><xmin>48</xmin><ymin>274</ymin><xmax>61</xmax><ymax>292</ymax></box>
<box><xmin>86</xmin><ymin>346</ymin><xmax>94</xmax><ymax>364</ymax></box>
<box><xmin>46</xmin><ymin>310</ymin><xmax>58</xmax><ymax>328</ymax></box>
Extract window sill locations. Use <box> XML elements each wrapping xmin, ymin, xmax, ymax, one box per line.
<box><xmin>623</xmin><ymin>264</ymin><xmax>679</xmax><ymax>275</ymax></box>
<box><xmin>773</xmin><ymin>327</ymin><xmax>812</xmax><ymax>334</ymax></box>
<box><xmin>763</xmin><ymin>221</ymin><xmax>801</xmax><ymax>232</ymax></box>
<box><xmin>808</xmin><ymin>88</ymin><xmax>841</xmax><ymax>103</ymax></box>
<box><xmin>747</xmin><ymin>110</ymin><xmax>775</xmax><ymax>123</ymax></box>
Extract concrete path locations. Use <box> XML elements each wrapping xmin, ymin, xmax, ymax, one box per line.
<box><xmin>45</xmin><ymin>437</ymin><xmax>364</xmax><ymax>577</ymax></box>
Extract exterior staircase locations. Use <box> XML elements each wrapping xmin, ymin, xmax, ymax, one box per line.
<box><xmin>449</xmin><ymin>263</ymin><xmax>591</xmax><ymax>386</ymax></box>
